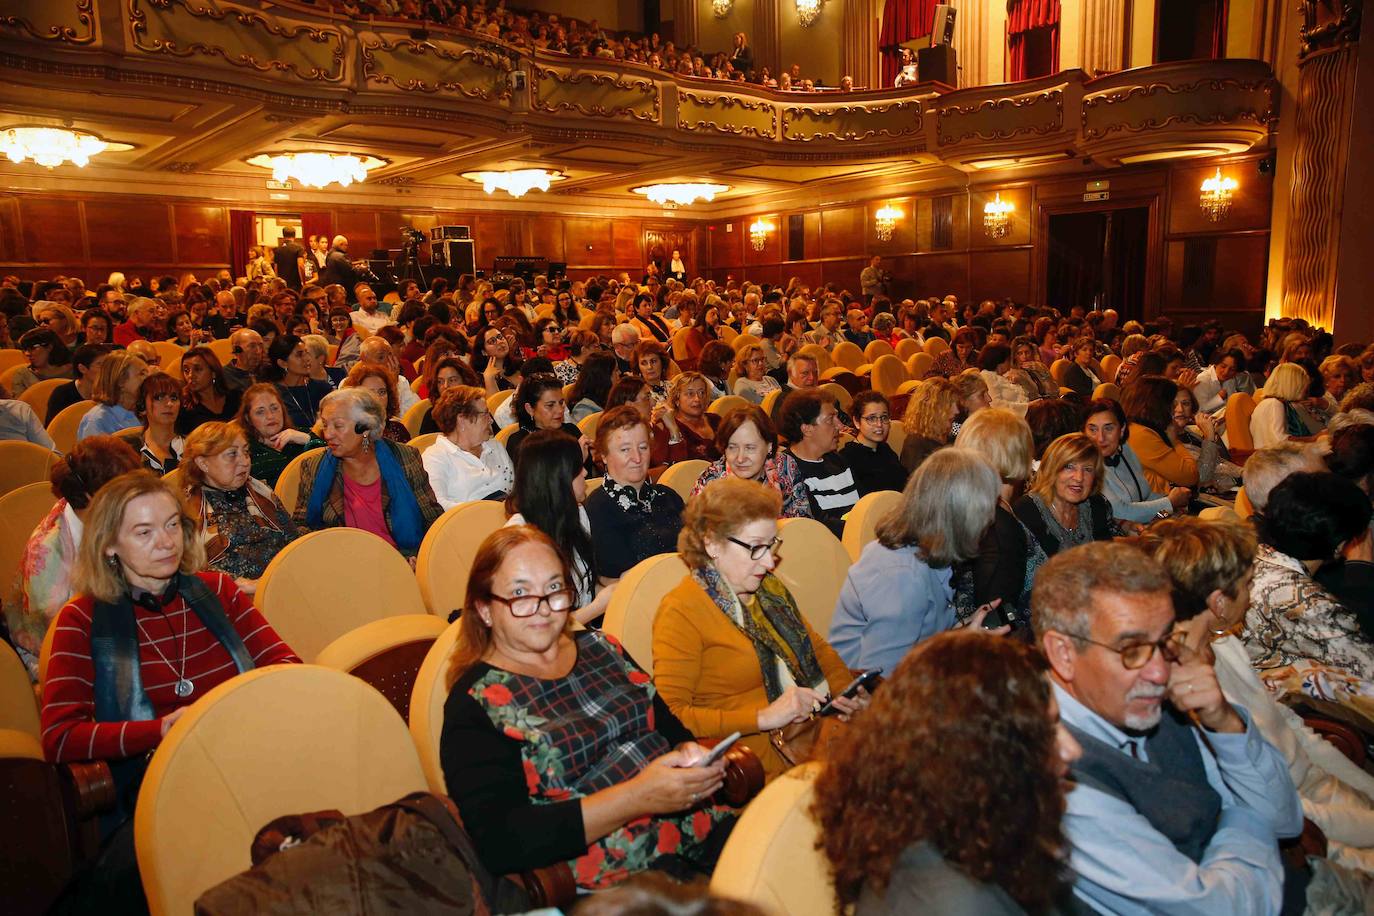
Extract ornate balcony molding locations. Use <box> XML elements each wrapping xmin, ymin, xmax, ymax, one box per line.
<box><xmin>0</xmin><ymin>0</ymin><xmax>97</xmax><ymax>45</ymax></box>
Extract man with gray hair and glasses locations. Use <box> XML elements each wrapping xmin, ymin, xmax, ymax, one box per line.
<box><xmin>1032</xmin><ymin>540</ymin><xmax>1346</xmax><ymax>914</ymax></box>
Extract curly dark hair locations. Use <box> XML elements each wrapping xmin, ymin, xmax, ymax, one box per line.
<box><xmin>811</xmin><ymin>630</ymin><xmax>1068</xmax><ymax>911</ymax></box>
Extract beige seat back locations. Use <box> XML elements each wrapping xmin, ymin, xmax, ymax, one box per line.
<box><xmin>401</xmin><ymin>398</ymin><xmax>431</xmax><ymax>437</ymax></box>
<box><xmin>0</xmin><ymin>640</ymin><xmax>40</xmax><ymax>739</ymax></box>
<box><xmin>894</xmin><ymin>338</ymin><xmax>921</xmax><ymax>361</ymax></box>
<box><xmin>409</xmin><ymin>619</ymin><xmax>465</xmax><ymax>793</ymax></box>
<box><xmin>486</xmin><ymin>388</ymin><xmax>513</xmax><ymax>414</ymax></box>
<box><xmin>923</xmin><ymin>336</ymin><xmax>950</xmax><ymax>357</ymax></box>
<box><xmin>718</xmin><ymin>325</ymin><xmax>738</xmax><ymax>345</ymax></box>
<box><xmin>415</xmin><ymin>501</ymin><xmax>509</xmax><ymax>616</ymax></box>
<box><xmin>0</xmin><ymin>363</ymin><xmax>27</xmax><ymax>392</ymax></box>
<box><xmin>708</xmin><ymin>394</ymin><xmax>750</xmax><ymax>417</ymax></box>
<box><xmin>135</xmin><ymin>665</ymin><xmax>427</xmax><ymax>916</ymax></box>
<box><xmin>794</xmin><ymin>344</ymin><xmax>834</xmax><ymax>375</ymax></box>
<box><xmin>840</xmin><ymin>490</ymin><xmax>902</xmax><ymax>564</ymax></box>
<box><xmin>314</xmin><ymin>614</ymin><xmax>449</xmax><ymax>723</ymax></box>
<box><xmin>577</xmin><ymin>411</ymin><xmax>602</xmax><ymax>439</ymax></box>
<box><xmin>869</xmin><ymin>355</ymin><xmax>908</xmax><ymax>397</ymax></box>
<box><xmin>205</xmin><ymin>338</ymin><xmax>234</xmax><ymax>364</ymax></box>
<box><xmin>272</xmin><ymin>446</ymin><xmax>324</xmax><ymax>516</ymax></box>
<box><xmin>818</xmin><ymin>382</ymin><xmax>853</xmax><ymax>415</ymax></box>
<box><xmin>255</xmin><ymin>528</ymin><xmax>427</xmax><ymax>661</ymax></box>
<box><xmin>408</xmin><ymin>432</ymin><xmax>440</xmax><ymax>452</ymax></box>
<box><xmin>905</xmin><ymin>351</ymin><xmax>934</xmax><ymax>380</ymax></box>
<box><xmin>152</xmin><ymin>341</ymin><xmax>185</xmax><ymax>366</ymax></box>
<box><xmin>0</xmin><ymin>348</ymin><xmax>26</xmax><ymax>374</ymax></box>
<box><xmin>1099</xmin><ymin>353</ymin><xmax>1122</xmax><ymax>381</ymax></box>
<box><xmin>709</xmin><ymin>761</ymin><xmax>834</xmax><ymax>916</ymax></box>
<box><xmin>830</xmin><ymin>341</ymin><xmax>864</xmax><ymax>372</ymax></box>
<box><xmin>46</xmin><ymin>401</ymin><xmax>94</xmax><ymax>455</ymax></box>
<box><xmin>657</xmin><ymin>459</ymin><xmax>709</xmax><ymax>503</ymax></box>
<box><xmin>494</xmin><ymin>422</ymin><xmax>520</xmax><ymax>447</ymax></box>
<box><xmin>885</xmin><ymin>421</ymin><xmax>908</xmax><ymax>457</ymax></box>
<box><xmin>775</xmin><ymin>518</ymin><xmax>850</xmax><ymax>635</ymax></box>
<box><xmin>17</xmin><ymin>378</ymin><xmax>65</xmax><ymax>421</ymax></box>
<box><xmin>1050</xmin><ymin>358</ymin><xmax>1071</xmax><ymax>385</ymax></box>
<box><xmin>0</xmin><ymin>441</ymin><xmax>58</xmax><ymax>499</ymax></box>
<box><xmin>1226</xmin><ymin>392</ymin><xmax>1257</xmax><ymax>453</ymax></box>
<box><xmin>1093</xmin><ymin>382</ymin><xmax>1121</xmax><ymax>402</ymax></box>
<box><xmin>730</xmin><ymin>333</ymin><xmax>761</xmax><ymax>353</ymax></box>
<box><xmin>863</xmin><ymin>339</ymin><xmax>895</xmax><ymax>363</ymax></box>
<box><xmin>603</xmin><ymin>553</ymin><xmax>689</xmax><ymax>676</ymax></box>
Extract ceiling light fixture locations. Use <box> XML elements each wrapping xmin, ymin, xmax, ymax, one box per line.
<box><xmin>632</xmin><ymin>182</ymin><xmax>730</xmax><ymax>208</ymax></box>
<box><xmin>796</xmin><ymin>0</ymin><xmax>824</xmax><ymax>28</ymax></box>
<box><xmin>246</xmin><ymin>151</ymin><xmax>386</xmax><ymax>189</ymax></box>
<box><xmin>461</xmin><ymin>168</ymin><xmax>562</xmax><ymax>198</ymax></box>
<box><xmin>0</xmin><ymin>125</ymin><xmax>132</xmax><ymax>169</ymax></box>
<box><xmin>1199</xmin><ymin>167</ymin><xmax>1237</xmax><ymax>222</ymax></box>
<box><xmin>712</xmin><ymin>0</ymin><xmax>733</xmax><ymax>17</ymax></box>
<box><xmin>874</xmin><ymin>205</ymin><xmax>901</xmax><ymax>241</ymax></box>
<box><xmin>749</xmin><ymin>218</ymin><xmax>773</xmax><ymax>251</ymax></box>
<box><xmin>983</xmin><ymin>192</ymin><xmax>1014</xmax><ymax>238</ymax></box>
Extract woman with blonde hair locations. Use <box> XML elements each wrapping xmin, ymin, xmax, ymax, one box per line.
<box><xmin>182</xmin><ymin>421</ymin><xmax>297</xmax><ymax>586</ymax></box>
<box><xmin>35</xmin><ymin>300</ymin><xmax>80</xmax><ymax>347</ymax></box>
<box><xmin>732</xmin><ymin>343</ymin><xmax>781</xmax><ymax>405</ymax></box>
<box><xmin>1012</xmin><ymin>432</ymin><xmax>1114</xmax><ymax>562</ymax></box>
<box><xmin>1252</xmin><ymin>362</ymin><xmax>1322</xmax><ymax>448</ymax></box>
<box><xmin>77</xmin><ymin>351</ymin><xmax>149</xmax><ymax>440</ymax></box>
<box><xmin>899</xmin><ymin>377</ymin><xmax>959</xmax><ymax>472</ymax></box>
<box><xmin>652</xmin><ymin>370</ymin><xmax>720</xmax><ymax>466</ymax></box>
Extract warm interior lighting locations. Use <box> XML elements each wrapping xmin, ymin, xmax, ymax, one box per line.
<box><xmin>796</xmin><ymin>0</ymin><xmax>823</xmax><ymax>27</ymax></box>
<box><xmin>983</xmin><ymin>192</ymin><xmax>1014</xmax><ymax>238</ymax></box>
<box><xmin>461</xmin><ymin>168</ymin><xmax>562</xmax><ymax>198</ymax></box>
<box><xmin>874</xmin><ymin>205</ymin><xmax>901</xmax><ymax>241</ymax></box>
<box><xmin>0</xmin><ymin>126</ymin><xmax>131</xmax><ymax>169</ymax></box>
<box><xmin>246</xmin><ymin>151</ymin><xmax>386</xmax><ymax>189</ymax></box>
<box><xmin>1199</xmin><ymin>167</ymin><xmax>1238</xmax><ymax>222</ymax></box>
<box><xmin>749</xmin><ymin>218</ymin><xmax>773</xmax><ymax>251</ymax></box>
<box><xmin>712</xmin><ymin>0</ymin><xmax>733</xmax><ymax>17</ymax></box>
<box><xmin>632</xmin><ymin>182</ymin><xmax>730</xmax><ymax>207</ymax></box>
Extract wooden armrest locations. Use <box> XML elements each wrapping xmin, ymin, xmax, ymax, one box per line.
<box><xmin>699</xmin><ymin>738</ymin><xmax>766</xmax><ymax>807</ymax></box>
<box><xmin>1281</xmin><ymin>817</ymin><xmax>1327</xmax><ymax>867</ymax></box>
<box><xmin>512</xmin><ymin>863</ymin><xmax>576</xmax><ymax>910</ymax></box>
<box><xmin>1303</xmin><ymin>714</ymin><xmax>1368</xmax><ymax>767</ymax></box>
<box><xmin>60</xmin><ymin>760</ymin><xmax>116</xmax><ymax>819</ymax></box>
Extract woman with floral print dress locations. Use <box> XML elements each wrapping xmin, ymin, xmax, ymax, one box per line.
<box><xmin>441</xmin><ymin>525</ymin><xmax>737</xmax><ymax>890</ymax></box>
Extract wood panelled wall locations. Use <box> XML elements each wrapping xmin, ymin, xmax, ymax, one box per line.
<box><xmin>0</xmin><ymin>192</ymin><xmax>706</xmax><ymax>284</ymax></box>
<box><xmin>705</xmin><ymin>156</ymin><xmax>1273</xmax><ymax>333</ymax></box>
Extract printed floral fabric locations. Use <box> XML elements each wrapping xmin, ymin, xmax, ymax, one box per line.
<box><xmin>600</xmin><ymin>478</ymin><xmax>663</xmax><ymax>515</ymax></box>
<box><xmin>467</xmin><ymin>631</ymin><xmax>732</xmax><ymax>889</ymax></box>
<box><xmin>7</xmin><ymin>501</ymin><xmax>75</xmax><ymax>676</ymax></box>
<box><xmin>691</xmin><ymin>453</ymin><xmax>812</xmax><ymax>519</ymax></box>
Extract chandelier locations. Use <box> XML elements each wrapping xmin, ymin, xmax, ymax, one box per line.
<box><xmin>796</xmin><ymin>0</ymin><xmax>823</xmax><ymax>27</ymax></box>
<box><xmin>874</xmin><ymin>205</ymin><xmax>901</xmax><ymax>241</ymax></box>
<box><xmin>983</xmin><ymin>192</ymin><xmax>1014</xmax><ymax>238</ymax></box>
<box><xmin>1199</xmin><ymin>168</ymin><xmax>1237</xmax><ymax>222</ymax></box>
<box><xmin>0</xmin><ymin>126</ymin><xmax>131</xmax><ymax>169</ymax></box>
<box><xmin>461</xmin><ymin>168</ymin><xmax>562</xmax><ymax>198</ymax></box>
<box><xmin>749</xmin><ymin>218</ymin><xmax>772</xmax><ymax>251</ymax></box>
<box><xmin>246</xmin><ymin>151</ymin><xmax>386</xmax><ymax>189</ymax></box>
<box><xmin>632</xmin><ymin>182</ymin><xmax>730</xmax><ymax>207</ymax></box>
<box><xmin>712</xmin><ymin>0</ymin><xmax>732</xmax><ymax>17</ymax></box>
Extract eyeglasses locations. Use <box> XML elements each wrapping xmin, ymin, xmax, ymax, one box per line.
<box><xmin>485</xmin><ymin>588</ymin><xmax>575</xmax><ymax>618</ymax></box>
<box><xmin>1070</xmin><ymin>631</ymin><xmax>1185</xmax><ymax>669</ymax></box>
<box><xmin>859</xmin><ymin>413</ymin><xmax>890</xmax><ymax>424</ymax></box>
<box><xmin>727</xmin><ymin>535</ymin><xmax>782</xmax><ymax>561</ymax></box>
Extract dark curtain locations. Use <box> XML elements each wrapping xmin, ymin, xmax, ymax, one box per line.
<box><xmin>1209</xmin><ymin>0</ymin><xmax>1229</xmax><ymax>58</ymax></box>
<box><xmin>1106</xmin><ymin>208</ymin><xmax>1150</xmax><ymax>321</ymax></box>
<box><xmin>228</xmin><ymin>210</ymin><xmax>255</xmax><ymax>281</ymax></box>
<box><xmin>878</xmin><ymin>0</ymin><xmax>939</xmax><ymax>87</ymax></box>
<box><xmin>300</xmin><ymin>212</ymin><xmax>333</xmax><ymax>247</ymax></box>
<box><xmin>1045</xmin><ymin>212</ymin><xmax>1107</xmax><ymax>315</ymax></box>
<box><xmin>1007</xmin><ymin>0</ymin><xmax>1060</xmax><ymax>80</ymax></box>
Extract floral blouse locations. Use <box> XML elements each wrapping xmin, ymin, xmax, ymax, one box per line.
<box><xmin>690</xmin><ymin>452</ymin><xmax>812</xmax><ymax>519</ymax></box>
<box><xmin>8</xmin><ymin>500</ymin><xmax>78</xmax><ymax>677</ymax></box>
<box><xmin>189</xmin><ymin>479</ymin><xmax>299</xmax><ymax>580</ymax></box>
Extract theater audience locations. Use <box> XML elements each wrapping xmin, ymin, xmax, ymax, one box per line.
<box><xmin>504</xmin><ymin>371</ymin><xmax>589</xmax><ymax>467</ymax></box>
<box><xmin>1058</xmin><ymin>337</ymin><xmax>1101</xmax><ymax>397</ymax></box>
<box><xmin>421</xmin><ymin>385</ymin><xmax>514</xmax><ymax>509</ymax></box>
<box><xmin>181</xmin><ymin>421</ymin><xmax>297</xmax><ymax>587</ymax></box>
<box><xmin>839</xmin><ymin>391</ymin><xmax>906</xmax><ymax>495</ymax></box>
<box><xmin>292</xmin><ymin>387</ymin><xmax>442</xmax><ymax>556</ymax></box>
<box><xmin>691</xmin><ymin>405</ymin><xmax>810</xmax><ymax>518</ymax></box>
<box><xmin>1082</xmin><ymin>397</ymin><xmax>1189</xmax><ymax>523</ymax></box>
<box><xmin>813</xmin><ymin>631</ymin><xmax>1080</xmax><ymax>914</ymax></box>
<box><xmin>439</xmin><ymin>525</ymin><xmax>734</xmax><ymax>890</ymax></box>
<box><xmin>1252</xmin><ymin>362</ymin><xmax>1322</xmax><ymax>448</ymax></box>
<box><xmin>237</xmin><ymin>383</ymin><xmax>324</xmax><ymax>487</ymax></box>
<box><xmin>8</xmin><ymin>436</ymin><xmax>141</xmax><ymax>676</ymax></box>
<box><xmin>76</xmin><ymin>352</ymin><xmax>148</xmax><ymax>440</ymax></box>
<box><xmin>830</xmin><ymin>448</ymin><xmax>1000</xmax><ymax>673</ymax></box>
<box><xmin>1032</xmin><ymin>541</ymin><xmax>1312</xmax><ymax>913</ymax></box>
<box><xmin>120</xmin><ymin>371</ymin><xmax>185</xmax><ymax>474</ymax></box>
<box><xmin>898</xmin><ymin>377</ymin><xmax>957</xmax><ymax>471</ymax></box>
<box><xmin>585</xmin><ymin>406</ymin><xmax>684</xmax><ymax>582</ymax></box>
<box><xmin>1009</xmin><ymin>335</ymin><xmax>1060</xmax><ymax>400</ymax></box>
<box><xmin>780</xmin><ymin>388</ymin><xmax>859</xmax><ymax>535</ymax></box>
<box><xmin>13</xmin><ymin>328</ymin><xmax>74</xmax><ymax>396</ymax></box>
<box><xmin>654</xmin><ymin>477</ymin><xmax>862</xmax><ymax>781</ymax></box>
<box><xmin>177</xmin><ymin>346</ymin><xmax>241</xmax><ymax>435</ymax></box>
<box><xmin>632</xmin><ymin>339</ymin><xmax>670</xmax><ymax>405</ymax></box>
<box><xmin>342</xmin><ymin>362</ymin><xmax>410</xmax><ymax>443</ymax></box>
<box><xmin>1140</xmin><ymin>517</ymin><xmax>1374</xmax><ymax>875</ymax></box>
<box><xmin>45</xmin><ymin>343</ymin><xmax>109</xmax><ymax>424</ymax></box>
<box><xmin>1013</xmin><ymin>433</ymin><xmax>1115</xmax><ymax>561</ymax></box>
<box><xmin>733</xmin><ymin>343</ymin><xmax>780</xmax><ymax>405</ymax></box>
<box><xmin>651</xmin><ymin>371</ymin><xmax>721</xmax><ymax>466</ymax></box>
<box><xmin>1121</xmin><ymin>375</ymin><xmax>1212</xmax><ymax>494</ymax></box>
<box><xmin>1192</xmin><ymin>347</ymin><xmax>1249</xmax><ymax>413</ymax></box>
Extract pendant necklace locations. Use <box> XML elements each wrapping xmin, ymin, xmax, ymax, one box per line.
<box><xmin>137</xmin><ymin>601</ymin><xmax>194</xmax><ymax>698</ymax></box>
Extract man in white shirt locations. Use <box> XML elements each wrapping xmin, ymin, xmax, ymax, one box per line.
<box><xmin>1191</xmin><ymin>348</ymin><xmax>1248</xmax><ymax>414</ymax></box>
<box><xmin>350</xmin><ymin>283</ymin><xmax>392</xmax><ymax>333</ymax></box>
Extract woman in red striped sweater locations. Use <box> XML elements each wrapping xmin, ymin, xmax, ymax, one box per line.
<box><xmin>40</xmin><ymin>470</ymin><xmax>298</xmax><ymax>910</ymax></box>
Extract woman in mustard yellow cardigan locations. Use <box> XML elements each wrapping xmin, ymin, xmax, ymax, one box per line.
<box><xmin>652</xmin><ymin>476</ymin><xmax>866</xmax><ymax>780</ymax></box>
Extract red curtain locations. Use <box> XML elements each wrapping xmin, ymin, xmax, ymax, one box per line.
<box><xmin>300</xmin><ymin>211</ymin><xmax>332</xmax><ymax>247</ymax></box>
<box><xmin>1210</xmin><ymin>0</ymin><xmax>1229</xmax><ymax>58</ymax></box>
<box><xmin>228</xmin><ymin>210</ymin><xmax>255</xmax><ymax>281</ymax></box>
<box><xmin>878</xmin><ymin>0</ymin><xmax>939</xmax><ymax>87</ymax></box>
<box><xmin>1007</xmin><ymin>0</ymin><xmax>1060</xmax><ymax>81</ymax></box>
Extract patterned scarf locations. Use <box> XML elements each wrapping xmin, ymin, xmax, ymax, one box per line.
<box><xmin>690</xmin><ymin>562</ymin><xmax>824</xmax><ymax>702</ymax></box>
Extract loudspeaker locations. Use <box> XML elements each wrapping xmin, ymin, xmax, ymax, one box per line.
<box><xmin>433</xmin><ymin>238</ymin><xmax>475</xmax><ymax>275</ymax></box>
<box><xmin>918</xmin><ymin>45</ymin><xmax>957</xmax><ymax>85</ymax></box>
<box><xmin>930</xmin><ymin>4</ymin><xmax>956</xmax><ymax>46</ymax></box>
<box><xmin>430</xmin><ymin>225</ymin><xmax>471</xmax><ymax>241</ymax></box>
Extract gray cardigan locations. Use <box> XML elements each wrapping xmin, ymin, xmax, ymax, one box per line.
<box><xmin>856</xmin><ymin>842</ymin><xmax>1029</xmax><ymax>915</ymax></box>
<box><xmin>1101</xmin><ymin>441</ymin><xmax>1172</xmax><ymax>523</ymax></box>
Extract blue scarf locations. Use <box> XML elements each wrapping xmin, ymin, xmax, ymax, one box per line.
<box><xmin>305</xmin><ymin>440</ymin><xmax>425</xmax><ymax>551</ymax></box>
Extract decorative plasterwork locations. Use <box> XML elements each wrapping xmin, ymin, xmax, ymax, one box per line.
<box><xmin>127</xmin><ymin>0</ymin><xmax>347</xmax><ymax>83</ymax></box>
<box><xmin>0</xmin><ymin>0</ymin><xmax>97</xmax><ymax>44</ymax></box>
<box><xmin>677</xmin><ymin>89</ymin><xmax>778</xmax><ymax>140</ymax></box>
<box><xmin>361</xmin><ymin>35</ymin><xmax>512</xmax><ymax>102</ymax></box>
<box><xmin>781</xmin><ymin>99</ymin><xmax>922</xmax><ymax>142</ymax></box>
<box><xmin>1081</xmin><ymin>78</ymin><xmax>1277</xmax><ymax>140</ymax></box>
<box><xmin>531</xmin><ymin>65</ymin><xmax>660</xmax><ymax>122</ymax></box>
<box><xmin>936</xmin><ymin>90</ymin><xmax>1064</xmax><ymax>145</ymax></box>
<box><xmin>1298</xmin><ymin>0</ymin><xmax>1362</xmax><ymax>58</ymax></box>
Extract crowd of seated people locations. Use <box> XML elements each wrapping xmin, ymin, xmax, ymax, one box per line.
<box><xmin>7</xmin><ymin>245</ymin><xmax>1374</xmax><ymax>912</ymax></box>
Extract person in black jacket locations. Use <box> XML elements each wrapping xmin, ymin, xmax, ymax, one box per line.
<box><xmin>839</xmin><ymin>391</ymin><xmax>907</xmax><ymax>496</ymax></box>
<box><xmin>1013</xmin><ymin>433</ymin><xmax>1116</xmax><ymax>564</ymax></box>
<box><xmin>319</xmin><ymin>235</ymin><xmax>360</xmax><ymax>290</ymax></box>
<box><xmin>272</xmin><ymin>227</ymin><xmax>305</xmax><ymax>290</ymax></box>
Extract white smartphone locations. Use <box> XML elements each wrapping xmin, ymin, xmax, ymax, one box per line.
<box><xmin>696</xmin><ymin>731</ymin><xmax>742</xmax><ymax>767</ymax></box>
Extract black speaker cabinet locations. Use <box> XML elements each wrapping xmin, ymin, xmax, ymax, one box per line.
<box><xmin>433</xmin><ymin>238</ymin><xmax>476</xmax><ymax>274</ymax></box>
<box><xmin>918</xmin><ymin>45</ymin><xmax>957</xmax><ymax>86</ymax></box>
<box><xmin>930</xmin><ymin>4</ymin><xmax>956</xmax><ymax>46</ymax></box>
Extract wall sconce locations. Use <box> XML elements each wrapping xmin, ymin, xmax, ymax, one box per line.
<box><xmin>983</xmin><ymin>192</ymin><xmax>1013</xmax><ymax>238</ymax></box>
<box><xmin>749</xmin><ymin>218</ymin><xmax>773</xmax><ymax>251</ymax></box>
<box><xmin>796</xmin><ymin>0</ymin><xmax>823</xmax><ymax>28</ymax></box>
<box><xmin>874</xmin><ymin>205</ymin><xmax>901</xmax><ymax>241</ymax></box>
<box><xmin>712</xmin><ymin>0</ymin><xmax>733</xmax><ymax>17</ymax></box>
<box><xmin>1199</xmin><ymin>168</ymin><xmax>1237</xmax><ymax>222</ymax></box>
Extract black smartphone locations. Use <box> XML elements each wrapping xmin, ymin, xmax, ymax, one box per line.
<box><xmin>818</xmin><ymin>669</ymin><xmax>883</xmax><ymax>717</ymax></box>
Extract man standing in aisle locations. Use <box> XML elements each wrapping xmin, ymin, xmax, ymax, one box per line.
<box><xmin>273</xmin><ymin>227</ymin><xmax>306</xmax><ymax>291</ymax></box>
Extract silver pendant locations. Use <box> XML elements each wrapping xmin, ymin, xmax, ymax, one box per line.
<box><xmin>174</xmin><ymin>678</ymin><xmax>194</xmax><ymax>698</ymax></box>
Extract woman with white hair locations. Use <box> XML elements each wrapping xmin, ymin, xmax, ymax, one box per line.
<box><xmin>828</xmin><ymin>448</ymin><xmax>1002</xmax><ymax>673</ymax></box>
<box><xmin>1251</xmin><ymin>362</ymin><xmax>1322</xmax><ymax>448</ymax></box>
<box><xmin>291</xmin><ymin>387</ymin><xmax>443</xmax><ymax>557</ymax></box>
